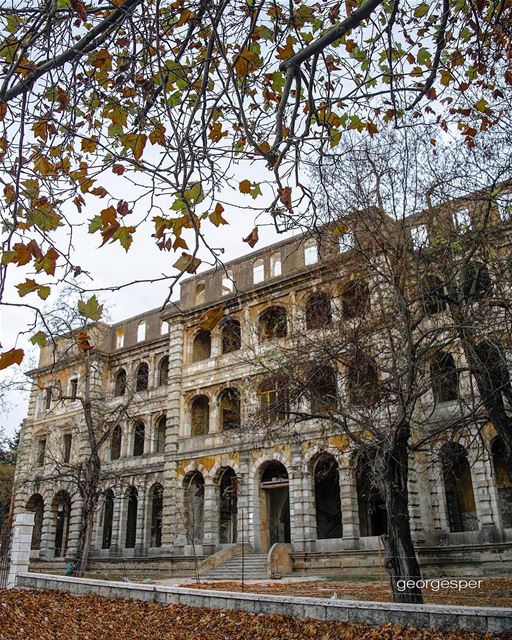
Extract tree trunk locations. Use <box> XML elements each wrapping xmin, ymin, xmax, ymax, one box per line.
<box><xmin>378</xmin><ymin>422</ymin><xmax>423</xmax><ymax>604</ymax></box>
<box><xmin>74</xmin><ymin>452</ymin><xmax>101</xmax><ymax>576</ymax></box>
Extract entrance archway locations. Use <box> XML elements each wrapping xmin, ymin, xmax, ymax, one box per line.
<box><xmin>52</xmin><ymin>491</ymin><xmax>71</xmax><ymax>557</ymax></box>
<box><xmin>259</xmin><ymin>461</ymin><xmax>290</xmax><ymax>551</ymax></box>
<box><xmin>26</xmin><ymin>494</ymin><xmax>44</xmax><ymax>550</ymax></box>
<box><xmin>219</xmin><ymin>468</ymin><xmax>237</xmax><ymax>544</ymax></box>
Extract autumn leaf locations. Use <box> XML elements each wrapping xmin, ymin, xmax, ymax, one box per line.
<box><xmin>15</xmin><ymin>279</ymin><xmax>49</xmax><ymax>299</ymax></box>
<box><xmin>34</xmin><ymin>247</ymin><xmax>59</xmax><ymax>276</ymax></box>
<box><xmin>209</xmin><ymin>203</ymin><xmax>228</xmax><ymax>227</ymax></box>
<box><xmin>112</xmin><ymin>164</ymin><xmax>125</xmax><ymax>175</ymax></box>
<box><xmin>78</xmin><ymin>295</ymin><xmax>103</xmax><ymax>321</ymax></box>
<box><xmin>34</xmin><ymin>155</ymin><xmax>55</xmax><ymax>176</ymax></box>
<box><xmin>76</xmin><ymin>330</ymin><xmax>94</xmax><ymax>351</ymax></box>
<box><xmin>81</xmin><ymin>137</ymin><xmax>98</xmax><ymax>152</ymax></box>
<box><xmin>239</xmin><ymin>179</ymin><xmax>252</xmax><ymax>194</ymax></box>
<box><xmin>278</xmin><ymin>186</ymin><xmax>293</xmax><ymax>212</ymax></box>
<box><xmin>122</xmin><ymin>132</ymin><xmax>147</xmax><ymax>160</ymax></box>
<box><xmin>199</xmin><ymin>305</ymin><xmax>224</xmax><ymax>330</ymax></box>
<box><xmin>243</xmin><ymin>227</ymin><xmax>259</xmax><ymax>248</ymax></box>
<box><xmin>149</xmin><ymin>122</ymin><xmax>166</xmax><ymax>146</ymax></box>
<box><xmin>0</xmin><ymin>348</ymin><xmax>24</xmax><ymax>370</ymax></box>
<box><xmin>173</xmin><ymin>252</ymin><xmax>201</xmax><ymax>274</ymax></box>
<box><xmin>30</xmin><ymin>331</ymin><xmax>47</xmax><ymax>347</ymax></box>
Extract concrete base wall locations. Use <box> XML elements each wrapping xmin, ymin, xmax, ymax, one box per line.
<box><xmin>15</xmin><ymin>572</ymin><xmax>512</xmax><ymax>634</ymax></box>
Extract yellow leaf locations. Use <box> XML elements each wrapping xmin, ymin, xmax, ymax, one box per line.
<box><xmin>123</xmin><ymin>133</ymin><xmax>147</xmax><ymax>160</ymax></box>
<box><xmin>81</xmin><ymin>137</ymin><xmax>98</xmax><ymax>152</ymax></box>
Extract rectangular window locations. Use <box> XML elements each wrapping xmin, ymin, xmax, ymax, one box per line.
<box><xmin>453</xmin><ymin>208</ymin><xmax>472</xmax><ymax>230</ymax></box>
<box><xmin>270</xmin><ymin>253</ymin><xmax>282</xmax><ymax>278</ymax></box>
<box><xmin>44</xmin><ymin>387</ymin><xmax>52</xmax><ymax>410</ymax></box>
<box><xmin>69</xmin><ymin>378</ymin><xmax>78</xmax><ymax>400</ymax></box>
<box><xmin>411</xmin><ymin>224</ymin><xmax>429</xmax><ymax>249</ymax></box>
<box><xmin>63</xmin><ymin>433</ymin><xmax>72</xmax><ymax>463</ymax></box>
<box><xmin>304</xmin><ymin>240</ymin><xmax>318</xmax><ymax>265</ymax></box>
<box><xmin>37</xmin><ymin>438</ymin><xmax>46</xmax><ymax>466</ymax></box>
<box><xmin>339</xmin><ymin>231</ymin><xmax>354</xmax><ymax>253</ymax></box>
<box><xmin>160</xmin><ymin>320</ymin><xmax>170</xmax><ymax>335</ymax></box>
<box><xmin>116</xmin><ymin>327</ymin><xmax>124</xmax><ymax>349</ymax></box>
<box><xmin>222</xmin><ymin>270</ymin><xmax>234</xmax><ymax>295</ymax></box>
<box><xmin>253</xmin><ymin>259</ymin><xmax>265</xmax><ymax>284</ymax></box>
<box><xmin>136</xmin><ymin>321</ymin><xmax>146</xmax><ymax>342</ymax></box>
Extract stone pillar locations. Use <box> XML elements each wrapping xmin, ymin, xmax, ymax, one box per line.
<box><xmin>237</xmin><ymin>452</ymin><xmax>252</xmax><ymax>550</ymax></box>
<box><xmin>8</xmin><ymin>512</ymin><xmax>35</xmax><ymax>588</ymax></box>
<box><xmin>408</xmin><ymin>456</ymin><xmax>428</xmax><ymax>545</ymax></box>
<box><xmin>202</xmin><ymin>481</ymin><xmax>217</xmax><ymax>554</ymax></box>
<box><xmin>39</xmin><ymin>502</ymin><xmax>54</xmax><ymax>558</ymax></box>
<box><xmin>134</xmin><ymin>482</ymin><xmax>146</xmax><ymax>557</ymax></box>
<box><xmin>300</xmin><ymin>463</ymin><xmax>317</xmax><ymax>553</ymax></box>
<box><xmin>109</xmin><ymin>482</ymin><xmax>123</xmax><ymax>556</ymax></box>
<box><xmin>66</xmin><ymin>494</ymin><xmax>83</xmax><ymax>558</ymax></box>
<box><xmin>289</xmin><ymin>443</ymin><xmax>304</xmax><ymax>552</ymax></box>
<box><xmin>471</xmin><ymin>452</ymin><xmax>500</xmax><ymax>540</ymax></box>
<box><xmin>339</xmin><ymin>463</ymin><xmax>360</xmax><ymax>547</ymax></box>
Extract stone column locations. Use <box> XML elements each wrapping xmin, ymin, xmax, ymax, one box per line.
<box><xmin>289</xmin><ymin>443</ymin><xmax>304</xmax><ymax>552</ymax></box>
<box><xmin>7</xmin><ymin>512</ymin><xmax>35</xmax><ymax>588</ymax></box>
<box><xmin>300</xmin><ymin>463</ymin><xmax>317</xmax><ymax>553</ymax></box>
<box><xmin>134</xmin><ymin>482</ymin><xmax>146</xmax><ymax>557</ymax></box>
<box><xmin>39</xmin><ymin>502</ymin><xmax>54</xmax><ymax>559</ymax></box>
<box><xmin>66</xmin><ymin>494</ymin><xmax>83</xmax><ymax>558</ymax></box>
<box><xmin>237</xmin><ymin>452</ymin><xmax>252</xmax><ymax>550</ymax></box>
<box><xmin>202</xmin><ymin>481</ymin><xmax>217</xmax><ymax>555</ymax></box>
<box><xmin>408</xmin><ymin>456</ymin><xmax>428</xmax><ymax>545</ymax></box>
<box><xmin>471</xmin><ymin>451</ymin><xmax>500</xmax><ymax>539</ymax></box>
<box><xmin>338</xmin><ymin>463</ymin><xmax>360</xmax><ymax>547</ymax></box>
<box><xmin>109</xmin><ymin>481</ymin><xmax>123</xmax><ymax>556</ymax></box>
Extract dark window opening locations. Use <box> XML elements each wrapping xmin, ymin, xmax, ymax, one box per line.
<box><xmin>310</xmin><ymin>365</ymin><xmax>337</xmax><ymax>413</ymax></box>
<box><xmin>101</xmin><ymin>490</ymin><xmax>114</xmax><ymax>549</ymax></box>
<box><xmin>431</xmin><ymin>351</ymin><xmax>458</xmax><ymax>403</ymax></box>
<box><xmin>305</xmin><ymin>292</ymin><xmax>332</xmax><ymax>330</ymax></box>
<box><xmin>53</xmin><ymin>491</ymin><xmax>71</xmax><ymax>558</ymax></box>
<box><xmin>422</xmin><ymin>275</ymin><xmax>447</xmax><ymax>315</ymax></box>
<box><xmin>115</xmin><ymin>369</ymin><xmax>127</xmax><ymax>396</ymax></box>
<box><xmin>158</xmin><ymin>356</ymin><xmax>169</xmax><ymax>386</ymax></box>
<box><xmin>341</xmin><ymin>281</ymin><xmax>370</xmax><ymax>319</ymax></box>
<box><xmin>219</xmin><ymin>468</ymin><xmax>238</xmax><ymax>544</ymax></box>
<box><xmin>156</xmin><ymin>416</ymin><xmax>166</xmax><ymax>453</ymax></box>
<box><xmin>125</xmin><ymin>487</ymin><xmax>138</xmax><ymax>548</ymax></box>
<box><xmin>36</xmin><ymin>438</ymin><xmax>46</xmax><ymax>466</ymax></box>
<box><xmin>474</xmin><ymin>341</ymin><xmax>512</xmax><ymax>409</ymax></box>
<box><xmin>347</xmin><ymin>352</ymin><xmax>380</xmax><ymax>406</ymax></box>
<box><xmin>192</xmin><ymin>330</ymin><xmax>211</xmax><ymax>361</ymax></box>
<box><xmin>258</xmin><ymin>377</ymin><xmax>288</xmax><ymax>420</ymax></box>
<box><xmin>441</xmin><ymin>443</ymin><xmax>478</xmax><ymax>532</ymax></box>
<box><xmin>133</xmin><ymin>421</ymin><xmax>145</xmax><ymax>456</ymax></box>
<box><xmin>111</xmin><ymin>425</ymin><xmax>122</xmax><ymax>460</ymax></box>
<box><xmin>136</xmin><ymin>362</ymin><xmax>149</xmax><ymax>391</ymax></box>
<box><xmin>220</xmin><ymin>388</ymin><xmax>241</xmax><ymax>430</ymax></box>
<box><xmin>69</xmin><ymin>378</ymin><xmax>78</xmax><ymax>400</ymax></box>
<box><xmin>63</xmin><ymin>433</ymin><xmax>72</xmax><ymax>463</ymax></box>
<box><xmin>258</xmin><ymin>307</ymin><xmax>287</xmax><ymax>342</ymax></box>
<box><xmin>150</xmin><ymin>484</ymin><xmax>163</xmax><ymax>548</ymax></box>
<box><xmin>184</xmin><ymin>472</ymin><xmax>204</xmax><ymax>544</ymax></box>
<box><xmin>356</xmin><ymin>458</ymin><xmax>387</xmax><ymax>536</ymax></box>
<box><xmin>221</xmin><ymin>318</ymin><xmax>241</xmax><ymax>354</ymax></box>
<box><xmin>315</xmin><ymin>455</ymin><xmax>342</xmax><ymax>539</ymax></box>
<box><xmin>26</xmin><ymin>494</ymin><xmax>44</xmax><ymax>550</ymax></box>
<box><xmin>45</xmin><ymin>388</ymin><xmax>52</xmax><ymax>410</ymax></box>
<box><xmin>191</xmin><ymin>395</ymin><xmax>209</xmax><ymax>436</ymax></box>
<box><xmin>492</xmin><ymin>437</ymin><xmax>512</xmax><ymax>528</ymax></box>
<box><xmin>460</xmin><ymin>262</ymin><xmax>492</xmax><ymax>299</ymax></box>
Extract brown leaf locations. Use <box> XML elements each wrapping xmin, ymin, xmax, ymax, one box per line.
<box><xmin>278</xmin><ymin>187</ymin><xmax>293</xmax><ymax>212</ymax></box>
<box><xmin>0</xmin><ymin>348</ymin><xmax>24</xmax><ymax>370</ymax></box>
<box><xmin>243</xmin><ymin>227</ymin><xmax>259</xmax><ymax>248</ymax></box>
<box><xmin>199</xmin><ymin>305</ymin><xmax>224</xmax><ymax>331</ymax></box>
<box><xmin>173</xmin><ymin>252</ymin><xmax>201</xmax><ymax>274</ymax></box>
<box><xmin>76</xmin><ymin>330</ymin><xmax>93</xmax><ymax>352</ymax></box>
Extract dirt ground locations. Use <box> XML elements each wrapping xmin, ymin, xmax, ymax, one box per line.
<box><xmin>181</xmin><ymin>577</ymin><xmax>512</xmax><ymax>608</ymax></box>
<box><xmin>1</xmin><ymin>589</ymin><xmax>510</xmax><ymax>640</ymax></box>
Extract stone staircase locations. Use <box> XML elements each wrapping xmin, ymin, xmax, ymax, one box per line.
<box><xmin>201</xmin><ymin>552</ymin><xmax>268</xmax><ymax>581</ymax></box>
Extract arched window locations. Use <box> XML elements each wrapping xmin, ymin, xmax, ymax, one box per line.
<box><xmin>222</xmin><ymin>270</ymin><xmax>234</xmax><ymax>295</ymax></box>
<box><xmin>115</xmin><ymin>369</ymin><xmax>126</xmax><ymax>396</ymax></box>
<box><xmin>314</xmin><ymin>455</ymin><xmax>342</xmax><ymax>539</ymax></box>
<box><xmin>125</xmin><ymin>487</ymin><xmax>138</xmax><ymax>548</ymax></box>
<box><xmin>219</xmin><ymin>468</ymin><xmax>237</xmax><ymax>544</ymax></box>
<box><xmin>116</xmin><ymin>327</ymin><xmax>124</xmax><ymax>349</ymax></box>
<box><xmin>53</xmin><ymin>491</ymin><xmax>71</xmax><ymax>557</ymax></box>
<box><xmin>111</xmin><ymin>425</ymin><xmax>122</xmax><ymax>460</ymax></box>
<box><xmin>184</xmin><ymin>472</ymin><xmax>204</xmax><ymax>544</ymax></box>
<box><xmin>304</xmin><ymin>238</ymin><xmax>318</xmax><ymax>265</ymax></box>
<box><xmin>136</xmin><ymin>362</ymin><xmax>149</xmax><ymax>391</ymax></box>
<box><xmin>158</xmin><ymin>355</ymin><xmax>169</xmax><ymax>386</ymax></box>
<box><xmin>259</xmin><ymin>461</ymin><xmax>290</xmax><ymax>546</ymax></box>
<box><xmin>431</xmin><ymin>351</ymin><xmax>458</xmax><ymax>403</ymax></box>
<box><xmin>270</xmin><ymin>253</ymin><xmax>282</xmax><ymax>278</ymax></box>
<box><xmin>305</xmin><ymin>292</ymin><xmax>332</xmax><ymax>330</ymax></box>
<box><xmin>155</xmin><ymin>415</ymin><xmax>166</xmax><ymax>453</ymax></box>
<box><xmin>460</xmin><ymin>262</ymin><xmax>492</xmax><ymax>299</ymax></box>
<box><xmin>347</xmin><ymin>352</ymin><xmax>380</xmax><ymax>406</ymax></box>
<box><xmin>192</xmin><ymin>330</ymin><xmax>211</xmax><ymax>362</ymax></box>
<box><xmin>440</xmin><ymin>443</ymin><xmax>478</xmax><ymax>532</ymax></box>
<box><xmin>341</xmin><ymin>281</ymin><xmax>370</xmax><ymax>319</ymax></box>
<box><xmin>253</xmin><ymin>258</ymin><xmax>265</xmax><ymax>284</ymax></box>
<box><xmin>160</xmin><ymin>320</ymin><xmax>169</xmax><ymax>335</ymax></box>
<box><xmin>258</xmin><ymin>377</ymin><xmax>288</xmax><ymax>420</ymax></box>
<box><xmin>101</xmin><ymin>489</ymin><xmax>114</xmax><ymax>549</ymax></box>
<box><xmin>258</xmin><ymin>306</ymin><xmax>287</xmax><ymax>341</ymax></box>
<box><xmin>309</xmin><ymin>365</ymin><xmax>337</xmax><ymax>413</ymax></box>
<box><xmin>149</xmin><ymin>484</ymin><xmax>163</xmax><ymax>548</ymax></box>
<box><xmin>26</xmin><ymin>494</ymin><xmax>44</xmax><ymax>550</ymax></box>
<box><xmin>133</xmin><ymin>421</ymin><xmax>145</xmax><ymax>456</ymax></box>
<box><xmin>136</xmin><ymin>321</ymin><xmax>146</xmax><ymax>342</ymax></box>
<box><xmin>356</xmin><ymin>456</ymin><xmax>387</xmax><ymax>536</ymax></box>
<box><xmin>492</xmin><ymin>437</ymin><xmax>512</xmax><ymax>528</ymax></box>
<box><xmin>422</xmin><ymin>275</ymin><xmax>446</xmax><ymax>315</ymax></box>
<box><xmin>191</xmin><ymin>395</ymin><xmax>209</xmax><ymax>436</ymax></box>
<box><xmin>221</xmin><ymin>318</ymin><xmax>241</xmax><ymax>354</ymax></box>
<box><xmin>219</xmin><ymin>388</ymin><xmax>241</xmax><ymax>430</ymax></box>
<box><xmin>474</xmin><ymin>341</ymin><xmax>512</xmax><ymax>408</ymax></box>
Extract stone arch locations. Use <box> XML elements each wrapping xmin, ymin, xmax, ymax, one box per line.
<box><xmin>124</xmin><ymin>486</ymin><xmax>138</xmax><ymax>548</ymax></box>
<box><xmin>491</xmin><ymin>436</ymin><xmax>512</xmax><ymax>528</ymax></box>
<box><xmin>190</xmin><ymin>395</ymin><xmax>210</xmax><ymax>436</ymax></box>
<box><xmin>158</xmin><ymin>355</ymin><xmax>169</xmax><ymax>386</ymax></box>
<box><xmin>355</xmin><ymin>453</ymin><xmax>387</xmax><ymax>537</ymax></box>
<box><xmin>148</xmin><ymin>483</ymin><xmax>164</xmax><ymax>548</ymax></box>
<box><xmin>311</xmin><ymin>453</ymin><xmax>342</xmax><ymax>539</ymax></box>
<box><xmin>183</xmin><ymin>471</ymin><xmax>205</xmax><ymax>544</ymax></box>
<box><xmin>114</xmin><ymin>368</ymin><xmax>126</xmax><ymax>396</ymax></box>
<box><xmin>192</xmin><ymin>330</ymin><xmax>211</xmax><ymax>362</ymax></box>
<box><xmin>440</xmin><ymin>442</ymin><xmax>478</xmax><ymax>532</ymax></box>
<box><xmin>135</xmin><ymin>362</ymin><xmax>149</xmax><ymax>391</ymax></box>
<box><xmin>256</xmin><ymin>458</ymin><xmax>291</xmax><ymax>551</ymax></box>
<box><xmin>52</xmin><ymin>490</ymin><xmax>71</xmax><ymax>557</ymax></box>
<box><xmin>218</xmin><ymin>467</ymin><xmax>238</xmax><ymax>544</ymax></box>
<box><xmin>25</xmin><ymin>493</ymin><xmax>44</xmax><ymax>550</ymax></box>
<box><xmin>155</xmin><ymin>414</ymin><xmax>166</xmax><ymax>453</ymax></box>
<box><xmin>101</xmin><ymin>488</ymin><xmax>115</xmax><ymax>549</ymax></box>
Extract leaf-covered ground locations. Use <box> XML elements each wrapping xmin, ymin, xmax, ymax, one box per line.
<box><xmin>1</xmin><ymin>589</ymin><xmax>510</xmax><ymax>640</ymax></box>
<box><xmin>182</xmin><ymin>578</ymin><xmax>512</xmax><ymax>608</ymax></box>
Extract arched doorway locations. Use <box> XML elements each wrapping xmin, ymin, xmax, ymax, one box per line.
<box><xmin>125</xmin><ymin>487</ymin><xmax>138</xmax><ymax>548</ymax></box>
<box><xmin>184</xmin><ymin>472</ymin><xmax>204</xmax><ymax>544</ymax></box>
<box><xmin>314</xmin><ymin>454</ymin><xmax>342</xmax><ymax>539</ymax></box>
<box><xmin>101</xmin><ymin>489</ymin><xmax>114</xmax><ymax>549</ymax></box>
<box><xmin>259</xmin><ymin>461</ymin><xmax>290</xmax><ymax>551</ymax></box>
<box><xmin>149</xmin><ymin>483</ymin><xmax>163</xmax><ymax>548</ymax></box>
<box><xmin>52</xmin><ymin>491</ymin><xmax>71</xmax><ymax>557</ymax></box>
<box><xmin>356</xmin><ymin>457</ymin><xmax>387</xmax><ymax>537</ymax></box>
<box><xmin>492</xmin><ymin>437</ymin><xmax>512</xmax><ymax>528</ymax></box>
<box><xmin>219</xmin><ymin>468</ymin><xmax>237</xmax><ymax>544</ymax></box>
<box><xmin>26</xmin><ymin>494</ymin><xmax>44</xmax><ymax>550</ymax></box>
<box><xmin>441</xmin><ymin>443</ymin><xmax>478</xmax><ymax>532</ymax></box>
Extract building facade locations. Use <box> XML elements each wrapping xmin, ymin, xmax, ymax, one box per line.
<box><xmin>12</xmin><ymin>201</ymin><xmax>512</xmax><ymax>577</ymax></box>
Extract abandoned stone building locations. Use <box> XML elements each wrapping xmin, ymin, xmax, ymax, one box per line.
<box><xmin>12</xmin><ymin>196</ymin><xmax>512</xmax><ymax>579</ymax></box>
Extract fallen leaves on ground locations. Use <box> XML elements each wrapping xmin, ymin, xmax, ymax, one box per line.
<box><xmin>183</xmin><ymin>577</ymin><xmax>512</xmax><ymax>608</ymax></box>
<box><xmin>0</xmin><ymin>589</ymin><xmax>509</xmax><ymax>640</ymax></box>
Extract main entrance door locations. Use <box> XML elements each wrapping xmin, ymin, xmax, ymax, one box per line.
<box><xmin>259</xmin><ymin>461</ymin><xmax>290</xmax><ymax>551</ymax></box>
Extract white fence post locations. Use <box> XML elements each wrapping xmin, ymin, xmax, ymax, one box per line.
<box><xmin>7</xmin><ymin>512</ymin><xmax>35</xmax><ymax>588</ymax></box>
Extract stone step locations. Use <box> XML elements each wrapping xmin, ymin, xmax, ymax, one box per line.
<box><xmin>202</xmin><ymin>552</ymin><xmax>268</xmax><ymax>580</ymax></box>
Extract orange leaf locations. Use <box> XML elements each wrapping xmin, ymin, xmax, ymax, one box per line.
<box><xmin>0</xmin><ymin>348</ymin><xmax>24</xmax><ymax>370</ymax></box>
<box><xmin>239</xmin><ymin>180</ymin><xmax>252</xmax><ymax>194</ymax></box>
<box><xmin>278</xmin><ymin>187</ymin><xmax>293</xmax><ymax>212</ymax></box>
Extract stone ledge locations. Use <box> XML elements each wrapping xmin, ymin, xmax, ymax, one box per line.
<box><xmin>15</xmin><ymin>572</ymin><xmax>512</xmax><ymax>634</ymax></box>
